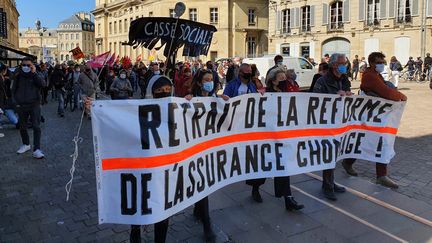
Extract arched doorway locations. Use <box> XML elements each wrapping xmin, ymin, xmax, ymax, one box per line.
<box><xmin>322</xmin><ymin>37</ymin><xmax>351</xmax><ymax>58</ymax></box>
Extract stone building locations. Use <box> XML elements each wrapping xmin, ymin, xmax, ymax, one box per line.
<box><xmin>0</xmin><ymin>0</ymin><xmax>19</xmax><ymax>48</ymax></box>
<box><xmin>92</xmin><ymin>0</ymin><xmax>269</xmax><ymax>62</ymax></box>
<box><xmin>19</xmin><ymin>22</ymin><xmax>58</xmax><ymax>63</ymax></box>
<box><xmin>57</xmin><ymin>12</ymin><xmax>95</xmax><ymax>62</ymax></box>
<box><xmin>269</xmin><ymin>0</ymin><xmax>432</xmax><ymax>63</ymax></box>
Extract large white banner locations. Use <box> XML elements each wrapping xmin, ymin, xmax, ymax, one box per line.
<box><xmin>91</xmin><ymin>93</ymin><xmax>405</xmax><ymax>225</ymax></box>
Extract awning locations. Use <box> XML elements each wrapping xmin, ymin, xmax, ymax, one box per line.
<box><xmin>0</xmin><ymin>44</ymin><xmax>37</xmax><ymax>61</ymax></box>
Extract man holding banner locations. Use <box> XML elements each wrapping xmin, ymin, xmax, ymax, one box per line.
<box><xmin>312</xmin><ymin>53</ymin><xmax>352</xmax><ymax>201</ymax></box>
<box><xmin>342</xmin><ymin>52</ymin><xmax>407</xmax><ymax>189</ymax></box>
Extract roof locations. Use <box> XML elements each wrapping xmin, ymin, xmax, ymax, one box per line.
<box><xmin>58</xmin><ymin>14</ymin><xmax>94</xmax><ymax>32</ymax></box>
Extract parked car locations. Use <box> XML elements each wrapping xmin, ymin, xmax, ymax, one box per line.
<box><xmin>243</xmin><ymin>56</ymin><xmax>316</xmax><ymax>91</ymax></box>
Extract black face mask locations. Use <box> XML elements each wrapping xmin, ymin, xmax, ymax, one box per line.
<box><xmin>241</xmin><ymin>73</ymin><xmax>252</xmax><ymax>80</ymax></box>
<box><xmin>153</xmin><ymin>92</ymin><xmax>171</xmax><ymax>99</ymax></box>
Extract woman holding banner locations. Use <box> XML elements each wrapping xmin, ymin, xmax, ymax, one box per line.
<box><xmin>245</xmin><ymin>67</ymin><xmax>304</xmax><ymax>211</ymax></box>
<box><xmin>130</xmin><ymin>74</ymin><xmax>217</xmax><ymax>243</ymax></box>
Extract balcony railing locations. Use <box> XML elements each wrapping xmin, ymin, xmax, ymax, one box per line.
<box><xmin>281</xmin><ymin>27</ymin><xmax>291</xmax><ymax>34</ymax></box>
<box><xmin>364</xmin><ymin>19</ymin><xmax>380</xmax><ymax>28</ymax></box>
<box><xmin>300</xmin><ymin>25</ymin><xmax>311</xmax><ymax>33</ymax></box>
<box><xmin>395</xmin><ymin>16</ymin><xmax>412</xmax><ymax>26</ymax></box>
<box><xmin>327</xmin><ymin>22</ymin><xmax>344</xmax><ymax>32</ymax></box>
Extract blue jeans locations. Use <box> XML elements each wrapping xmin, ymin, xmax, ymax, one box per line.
<box><xmin>73</xmin><ymin>85</ymin><xmax>82</xmax><ymax>110</ymax></box>
<box><xmin>56</xmin><ymin>89</ymin><xmax>65</xmax><ymax>115</ymax></box>
<box><xmin>1</xmin><ymin>109</ymin><xmax>18</xmax><ymax>125</ymax></box>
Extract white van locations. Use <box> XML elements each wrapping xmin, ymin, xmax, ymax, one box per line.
<box><xmin>243</xmin><ymin>56</ymin><xmax>316</xmax><ymax>91</ymax></box>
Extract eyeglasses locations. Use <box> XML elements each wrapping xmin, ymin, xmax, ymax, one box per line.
<box><xmin>22</xmin><ymin>64</ymin><xmax>31</xmax><ymax>67</ymax></box>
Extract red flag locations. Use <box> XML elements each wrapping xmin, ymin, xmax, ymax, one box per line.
<box><xmin>106</xmin><ymin>53</ymin><xmax>116</xmax><ymax>67</ymax></box>
<box><xmin>87</xmin><ymin>51</ymin><xmax>110</xmax><ymax>68</ymax></box>
<box><xmin>115</xmin><ymin>55</ymin><xmax>120</xmax><ymax>63</ymax></box>
<box><xmin>70</xmin><ymin>46</ymin><xmax>85</xmax><ymax>60</ymax></box>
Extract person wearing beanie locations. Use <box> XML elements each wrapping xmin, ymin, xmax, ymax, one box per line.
<box><xmin>110</xmin><ymin>69</ymin><xmax>132</xmax><ymax>100</ymax></box>
<box><xmin>131</xmin><ymin>75</ymin><xmax>216</xmax><ymax>243</ymax></box>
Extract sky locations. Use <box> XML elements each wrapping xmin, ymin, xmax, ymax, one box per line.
<box><xmin>16</xmin><ymin>0</ymin><xmax>95</xmax><ymax>30</ymax></box>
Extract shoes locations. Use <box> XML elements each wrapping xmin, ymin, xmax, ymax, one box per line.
<box><xmin>17</xmin><ymin>144</ymin><xmax>31</xmax><ymax>154</ymax></box>
<box><xmin>32</xmin><ymin>149</ymin><xmax>45</xmax><ymax>159</ymax></box>
<box><xmin>342</xmin><ymin>160</ymin><xmax>358</xmax><ymax>176</ymax></box>
<box><xmin>322</xmin><ymin>188</ymin><xmax>337</xmax><ymax>201</ymax></box>
<box><xmin>334</xmin><ymin>184</ymin><xmax>346</xmax><ymax>193</ymax></box>
<box><xmin>251</xmin><ymin>187</ymin><xmax>263</xmax><ymax>203</ymax></box>
<box><xmin>377</xmin><ymin>176</ymin><xmax>399</xmax><ymax>189</ymax></box>
<box><xmin>284</xmin><ymin>196</ymin><xmax>304</xmax><ymax>211</ymax></box>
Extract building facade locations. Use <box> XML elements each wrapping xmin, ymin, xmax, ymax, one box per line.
<box><xmin>269</xmin><ymin>0</ymin><xmax>432</xmax><ymax>64</ymax></box>
<box><xmin>92</xmin><ymin>0</ymin><xmax>269</xmax><ymax>62</ymax></box>
<box><xmin>19</xmin><ymin>23</ymin><xmax>58</xmax><ymax>63</ymax></box>
<box><xmin>0</xmin><ymin>0</ymin><xmax>19</xmax><ymax>49</ymax></box>
<box><xmin>57</xmin><ymin>12</ymin><xmax>95</xmax><ymax>62</ymax></box>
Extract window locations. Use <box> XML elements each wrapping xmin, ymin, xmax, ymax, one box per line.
<box><xmin>247</xmin><ymin>36</ymin><xmax>256</xmax><ymax>58</ymax></box>
<box><xmin>189</xmin><ymin>8</ymin><xmax>197</xmax><ymax>22</ymax></box>
<box><xmin>76</xmin><ymin>33</ymin><xmax>79</xmax><ymax>39</ymax></box>
<box><xmin>61</xmin><ymin>43</ymin><xmax>64</xmax><ymax>50</ymax></box>
<box><xmin>210</xmin><ymin>8</ymin><xmax>218</xmax><ymax>24</ymax></box>
<box><xmin>109</xmin><ymin>22</ymin><xmax>112</xmax><ymax>34</ymax></box>
<box><xmin>301</xmin><ymin>6</ymin><xmax>311</xmax><ymax>32</ymax></box>
<box><xmin>282</xmin><ymin>9</ymin><xmax>291</xmax><ymax>33</ymax></box>
<box><xmin>109</xmin><ymin>42</ymin><xmax>112</xmax><ymax>51</ymax></box>
<box><xmin>330</xmin><ymin>1</ymin><xmax>344</xmax><ymax>29</ymax></box>
<box><xmin>124</xmin><ymin>19</ymin><xmax>127</xmax><ymax>32</ymax></box>
<box><xmin>66</xmin><ymin>43</ymin><xmax>69</xmax><ymax>50</ymax></box>
<box><xmin>61</xmin><ymin>54</ymin><xmax>64</xmax><ymax>61</ymax></box>
<box><xmin>169</xmin><ymin>9</ymin><xmax>176</xmax><ymax>18</ymax></box>
<box><xmin>397</xmin><ymin>0</ymin><xmax>412</xmax><ymax>23</ymax></box>
<box><xmin>71</xmin><ymin>33</ymin><xmax>74</xmax><ymax>40</ymax></box>
<box><xmin>367</xmin><ymin>0</ymin><xmax>380</xmax><ymax>25</ymax></box>
<box><xmin>248</xmin><ymin>9</ymin><xmax>256</xmax><ymax>25</ymax></box>
<box><xmin>71</xmin><ymin>43</ymin><xmax>74</xmax><ymax>49</ymax></box>
<box><xmin>114</xmin><ymin>21</ymin><xmax>117</xmax><ymax>34</ymax></box>
<box><xmin>149</xmin><ymin>12</ymin><xmax>153</xmax><ymax>17</ymax></box>
<box><xmin>281</xmin><ymin>44</ymin><xmax>290</xmax><ymax>55</ymax></box>
<box><xmin>119</xmin><ymin>20</ymin><xmax>122</xmax><ymax>33</ymax></box>
<box><xmin>98</xmin><ymin>23</ymin><xmax>101</xmax><ymax>36</ymax></box>
<box><xmin>65</xmin><ymin>34</ymin><xmax>68</xmax><ymax>40</ymax></box>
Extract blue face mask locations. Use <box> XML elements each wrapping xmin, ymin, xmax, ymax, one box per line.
<box><xmin>203</xmin><ymin>81</ymin><xmax>214</xmax><ymax>92</ymax></box>
<box><xmin>337</xmin><ymin>65</ymin><xmax>347</xmax><ymax>74</ymax></box>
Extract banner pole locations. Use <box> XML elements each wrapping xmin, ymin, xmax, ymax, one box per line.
<box><xmin>165</xmin><ymin>16</ymin><xmax>180</xmax><ymax>76</ymax></box>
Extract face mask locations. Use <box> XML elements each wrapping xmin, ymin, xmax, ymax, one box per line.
<box><xmin>22</xmin><ymin>66</ymin><xmax>31</xmax><ymax>73</ymax></box>
<box><xmin>75</xmin><ymin>68</ymin><xmax>80</xmax><ymax>72</ymax></box>
<box><xmin>291</xmin><ymin>73</ymin><xmax>297</xmax><ymax>81</ymax></box>
<box><xmin>375</xmin><ymin>64</ymin><xmax>385</xmax><ymax>73</ymax></box>
<box><xmin>153</xmin><ymin>92</ymin><xmax>171</xmax><ymax>99</ymax></box>
<box><xmin>120</xmin><ymin>74</ymin><xmax>127</xmax><ymax>79</ymax></box>
<box><xmin>277</xmin><ymin>61</ymin><xmax>283</xmax><ymax>66</ymax></box>
<box><xmin>203</xmin><ymin>81</ymin><xmax>214</xmax><ymax>92</ymax></box>
<box><xmin>241</xmin><ymin>73</ymin><xmax>252</xmax><ymax>80</ymax></box>
<box><xmin>154</xmin><ymin>71</ymin><xmax>160</xmax><ymax>75</ymax></box>
<box><xmin>337</xmin><ymin>65</ymin><xmax>347</xmax><ymax>74</ymax></box>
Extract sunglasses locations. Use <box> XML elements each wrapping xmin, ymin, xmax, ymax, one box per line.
<box><xmin>22</xmin><ymin>64</ymin><xmax>31</xmax><ymax>67</ymax></box>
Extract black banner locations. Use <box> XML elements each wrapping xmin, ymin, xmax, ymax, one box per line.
<box><xmin>127</xmin><ymin>17</ymin><xmax>217</xmax><ymax>58</ymax></box>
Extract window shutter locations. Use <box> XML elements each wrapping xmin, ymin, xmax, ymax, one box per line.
<box><xmin>310</xmin><ymin>5</ymin><xmax>315</xmax><ymax>26</ymax></box>
<box><xmin>380</xmin><ymin>0</ymin><xmax>387</xmax><ymax>19</ymax></box>
<box><xmin>412</xmin><ymin>0</ymin><xmax>419</xmax><ymax>16</ymax></box>
<box><xmin>295</xmin><ymin>8</ymin><xmax>300</xmax><ymax>28</ymax></box>
<box><xmin>359</xmin><ymin>0</ymin><xmax>365</xmax><ymax>21</ymax></box>
<box><xmin>343</xmin><ymin>0</ymin><xmax>350</xmax><ymax>22</ymax></box>
<box><xmin>322</xmin><ymin>3</ymin><xmax>328</xmax><ymax>25</ymax></box>
<box><xmin>290</xmin><ymin>8</ymin><xmax>295</xmax><ymax>28</ymax></box>
<box><xmin>389</xmin><ymin>0</ymin><xmax>396</xmax><ymax>18</ymax></box>
<box><xmin>428</xmin><ymin>0</ymin><xmax>432</xmax><ymax>17</ymax></box>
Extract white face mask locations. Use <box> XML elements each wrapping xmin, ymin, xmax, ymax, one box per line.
<box><xmin>22</xmin><ymin>66</ymin><xmax>31</xmax><ymax>73</ymax></box>
<box><xmin>154</xmin><ymin>70</ymin><xmax>160</xmax><ymax>75</ymax></box>
<box><xmin>120</xmin><ymin>74</ymin><xmax>127</xmax><ymax>79</ymax></box>
<box><xmin>75</xmin><ymin>68</ymin><xmax>80</xmax><ymax>72</ymax></box>
<box><xmin>375</xmin><ymin>64</ymin><xmax>385</xmax><ymax>73</ymax></box>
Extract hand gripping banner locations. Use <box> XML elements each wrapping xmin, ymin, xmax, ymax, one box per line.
<box><xmin>91</xmin><ymin>93</ymin><xmax>405</xmax><ymax>225</ymax></box>
<box><xmin>127</xmin><ymin>17</ymin><xmax>217</xmax><ymax>57</ymax></box>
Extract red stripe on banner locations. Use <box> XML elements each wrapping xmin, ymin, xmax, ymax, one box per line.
<box><xmin>101</xmin><ymin>125</ymin><xmax>398</xmax><ymax>171</ymax></box>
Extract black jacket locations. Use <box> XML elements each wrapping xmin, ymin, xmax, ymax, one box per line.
<box><xmin>312</xmin><ymin>70</ymin><xmax>351</xmax><ymax>94</ymax></box>
<box><xmin>11</xmin><ymin>70</ymin><xmax>46</xmax><ymax>105</ymax></box>
<box><xmin>50</xmin><ymin>69</ymin><xmax>65</xmax><ymax>90</ymax></box>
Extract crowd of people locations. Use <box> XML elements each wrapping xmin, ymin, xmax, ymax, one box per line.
<box><xmin>0</xmin><ymin>51</ymin><xmax>408</xmax><ymax>242</ymax></box>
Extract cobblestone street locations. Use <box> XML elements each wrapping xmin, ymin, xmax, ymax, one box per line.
<box><xmin>1</xmin><ymin>81</ymin><xmax>432</xmax><ymax>242</ymax></box>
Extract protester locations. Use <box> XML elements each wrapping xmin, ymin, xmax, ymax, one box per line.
<box><xmin>310</xmin><ymin>62</ymin><xmax>329</xmax><ymax>92</ymax></box>
<box><xmin>266</xmin><ymin>55</ymin><xmax>284</xmax><ymax>79</ymax></box>
<box><xmin>173</xmin><ymin>66</ymin><xmax>193</xmax><ymax>97</ymax></box>
<box><xmin>38</xmin><ymin>63</ymin><xmax>49</xmax><ymax>105</ymax></box>
<box><xmin>245</xmin><ymin>67</ymin><xmax>304</xmax><ymax>210</ymax></box>
<box><xmin>225</xmin><ymin>57</ymin><xmax>242</xmax><ymax>83</ymax></box>
<box><xmin>12</xmin><ymin>57</ymin><xmax>46</xmax><ymax>159</ymax></box>
<box><xmin>352</xmin><ymin>55</ymin><xmax>360</xmax><ymax>80</ymax></box>
<box><xmin>389</xmin><ymin>56</ymin><xmax>402</xmax><ymax>88</ymax></box>
<box><xmin>359</xmin><ymin>57</ymin><xmax>368</xmax><ymax>80</ymax></box>
<box><xmin>110</xmin><ymin>69</ymin><xmax>132</xmax><ymax>100</ymax></box>
<box><xmin>68</xmin><ymin>64</ymin><xmax>82</xmax><ymax>111</ymax></box>
<box><xmin>105</xmin><ymin>69</ymin><xmax>116</xmax><ymax>98</ymax></box>
<box><xmin>0</xmin><ymin>64</ymin><xmax>18</xmax><ymax>128</ymax></box>
<box><xmin>141</xmin><ymin>62</ymin><xmax>159</xmax><ymax>98</ymax></box>
<box><xmin>205</xmin><ymin>61</ymin><xmax>220</xmax><ymax>94</ymax></box>
<box><xmin>185</xmin><ymin>69</ymin><xmax>229</xmax><ymax>101</ymax></box>
<box><xmin>78</xmin><ymin>64</ymin><xmax>98</xmax><ymax>119</ymax></box>
<box><xmin>50</xmin><ymin>64</ymin><xmax>66</xmax><ymax>117</ymax></box>
<box><xmin>130</xmin><ymin>75</ymin><xmax>216</xmax><ymax>243</ymax></box>
<box><xmin>415</xmin><ymin>57</ymin><xmax>424</xmax><ymax>81</ymax></box>
<box><xmin>223</xmin><ymin>63</ymin><xmax>257</xmax><ymax>97</ymax></box>
<box><xmin>251</xmin><ymin>64</ymin><xmax>264</xmax><ymax>93</ymax></box>
<box><xmin>312</xmin><ymin>53</ymin><xmax>351</xmax><ymax>201</ymax></box>
<box><xmin>323</xmin><ymin>53</ymin><xmax>330</xmax><ymax>63</ymax></box>
<box><xmin>424</xmin><ymin>53</ymin><xmax>432</xmax><ymax>80</ymax></box>
<box><xmin>342</xmin><ymin>52</ymin><xmax>407</xmax><ymax>189</ymax></box>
